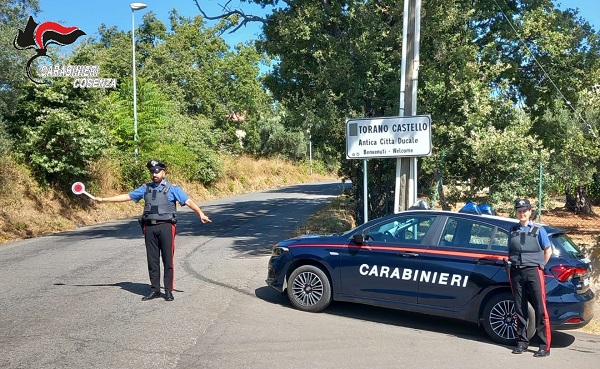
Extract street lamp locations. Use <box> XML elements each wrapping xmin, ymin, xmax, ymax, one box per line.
<box><xmin>130</xmin><ymin>2</ymin><xmax>147</xmax><ymax>162</ymax></box>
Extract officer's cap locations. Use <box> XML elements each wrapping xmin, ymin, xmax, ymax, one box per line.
<box><xmin>514</xmin><ymin>198</ymin><xmax>531</xmax><ymax>211</ymax></box>
<box><xmin>146</xmin><ymin>160</ymin><xmax>166</xmax><ymax>173</ymax></box>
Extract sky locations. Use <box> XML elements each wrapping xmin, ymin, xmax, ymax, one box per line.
<box><xmin>27</xmin><ymin>1</ymin><xmax>600</xmax><ymax>50</ymax></box>
<box><xmin>36</xmin><ymin>0</ymin><xmax>270</xmax><ymax>46</ymax></box>
<box><xmin>556</xmin><ymin>0</ymin><xmax>600</xmax><ymax>27</ymax></box>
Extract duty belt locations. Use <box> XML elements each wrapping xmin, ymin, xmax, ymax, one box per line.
<box><xmin>511</xmin><ymin>265</ymin><xmax>529</xmax><ymax>269</ymax></box>
<box><xmin>144</xmin><ymin>219</ymin><xmax>172</xmax><ymax>225</ymax></box>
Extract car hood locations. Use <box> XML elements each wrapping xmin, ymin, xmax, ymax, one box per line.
<box><xmin>278</xmin><ymin>233</ymin><xmax>342</xmax><ymax>246</ymax></box>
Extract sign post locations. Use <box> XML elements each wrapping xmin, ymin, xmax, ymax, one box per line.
<box><xmin>346</xmin><ymin>115</ymin><xmax>431</xmax><ymax>222</ymax></box>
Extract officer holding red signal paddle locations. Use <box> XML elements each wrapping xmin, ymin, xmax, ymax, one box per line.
<box><xmin>94</xmin><ymin>160</ymin><xmax>211</xmax><ymax>301</ymax></box>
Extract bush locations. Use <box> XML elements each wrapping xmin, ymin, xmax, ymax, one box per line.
<box><xmin>152</xmin><ymin>142</ymin><xmax>222</xmax><ymax>185</ymax></box>
<box><xmin>245</xmin><ymin>117</ymin><xmax>308</xmax><ymax>160</ymax></box>
<box><xmin>20</xmin><ymin>109</ymin><xmax>107</xmax><ymax>186</ymax></box>
<box><xmin>0</xmin><ymin>120</ymin><xmax>13</xmax><ymax>157</ymax></box>
<box><xmin>590</xmin><ymin>173</ymin><xmax>600</xmax><ymax>205</ymax></box>
<box><xmin>149</xmin><ymin>115</ymin><xmax>224</xmax><ymax>185</ymax></box>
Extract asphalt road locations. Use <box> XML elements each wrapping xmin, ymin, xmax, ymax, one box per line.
<box><xmin>1</xmin><ymin>181</ymin><xmax>598</xmax><ymax>369</ymax></box>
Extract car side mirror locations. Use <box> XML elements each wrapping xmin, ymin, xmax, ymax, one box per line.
<box><xmin>352</xmin><ymin>234</ymin><xmax>365</xmax><ymax>244</ymax></box>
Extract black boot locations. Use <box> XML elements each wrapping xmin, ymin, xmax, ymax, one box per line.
<box><xmin>142</xmin><ymin>291</ymin><xmax>161</xmax><ymax>301</ymax></box>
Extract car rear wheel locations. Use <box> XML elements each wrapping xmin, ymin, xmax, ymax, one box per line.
<box><xmin>287</xmin><ymin>265</ymin><xmax>332</xmax><ymax>312</ymax></box>
<box><xmin>482</xmin><ymin>292</ymin><xmax>535</xmax><ymax>345</ymax></box>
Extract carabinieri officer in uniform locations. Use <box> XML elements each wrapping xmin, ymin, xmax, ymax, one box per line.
<box><xmin>509</xmin><ymin>198</ymin><xmax>552</xmax><ymax>357</ymax></box>
<box><xmin>95</xmin><ymin>160</ymin><xmax>211</xmax><ymax>301</ymax></box>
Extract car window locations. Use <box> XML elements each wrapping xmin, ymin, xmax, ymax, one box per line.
<box><xmin>490</xmin><ymin>229</ymin><xmax>509</xmax><ymax>251</ymax></box>
<box><xmin>365</xmin><ymin>215</ymin><xmax>436</xmax><ymax>244</ymax></box>
<box><xmin>439</xmin><ymin>217</ymin><xmax>500</xmax><ymax>250</ymax></box>
<box><xmin>550</xmin><ymin>233</ymin><xmax>584</xmax><ymax>259</ymax></box>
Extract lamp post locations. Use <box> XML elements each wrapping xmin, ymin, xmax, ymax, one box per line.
<box><xmin>130</xmin><ymin>2</ymin><xmax>147</xmax><ymax>162</ymax></box>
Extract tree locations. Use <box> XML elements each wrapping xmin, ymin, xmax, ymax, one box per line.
<box><xmin>476</xmin><ymin>1</ymin><xmax>600</xmax><ymax>120</ymax></box>
<box><xmin>6</xmin><ymin>76</ymin><xmax>108</xmax><ymax>186</ymax></box>
<box><xmin>0</xmin><ymin>0</ymin><xmax>40</xmax><ymax>154</ymax></box>
<box><xmin>197</xmin><ymin>0</ymin><xmax>600</xmax><ymax>214</ymax></box>
<box><xmin>542</xmin><ymin>94</ymin><xmax>600</xmax><ymax>214</ymax></box>
<box><xmin>135</xmin><ymin>10</ymin><xmax>275</xmax><ymax>153</ymax></box>
<box><xmin>253</xmin><ymin>0</ymin><xmax>514</xmax><ymax>217</ymax></box>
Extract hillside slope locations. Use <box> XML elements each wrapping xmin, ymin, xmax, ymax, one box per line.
<box><xmin>0</xmin><ymin>156</ymin><xmax>339</xmax><ymax>244</ymax></box>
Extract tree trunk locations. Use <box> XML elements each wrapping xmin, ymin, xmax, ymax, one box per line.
<box><xmin>565</xmin><ymin>184</ymin><xmax>595</xmax><ymax>215</ymax></box>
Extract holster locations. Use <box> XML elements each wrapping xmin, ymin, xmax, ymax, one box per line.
<box><xmin>503</xmin><ymin>259</ymin><xmax>512</xmax><ymax>279</ymax></box>
<box><xmin>138</xmin><ymin>217</ymin><xmax>144</xmax><ymax>232</ymax></box>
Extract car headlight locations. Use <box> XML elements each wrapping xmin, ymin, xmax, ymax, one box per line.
<box><xmin>271</xmin><ymin>245</ymin><xmax>289</xmax><ymax>256</ymax></box>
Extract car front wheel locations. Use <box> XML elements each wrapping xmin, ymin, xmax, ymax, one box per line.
<box><xmin>482</xmin><ymin>292</ymin><xmax>535</xmax><ymax>345</ymax></box>
<box><xmin>287</xmin><ymin>265</ymin><xmax>332</xmax><ymax>312</ymax></box>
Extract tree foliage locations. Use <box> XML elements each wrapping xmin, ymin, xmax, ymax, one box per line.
<box><xmin>7</xmin><ymin>77</ymin><xmax>108</xmax><ymax>186</ymax></box>
<box><xmin>2</xmin><ymin>0</ymin><xmax>600</xmax><ymax>216</ymax></box>
<box><xmin>224</xmin><ymin>0</ymin><xmax>600</xmax><ymax>215</ymax></box>
<box><xmin>0</xmin><ymin>0</ymin><xmax>40</xmax><ymax>154</ymax></box>
<box><xmin>3</xmin><ymin>6</ymin><xmax>276</xmax><ymax>190</ymax></box>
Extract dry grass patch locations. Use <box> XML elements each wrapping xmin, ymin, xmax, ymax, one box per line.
<box><xmin>292</xmin><ymin>194</ymin><xmax>356</xmax><ymax>237</ymax></box>
<box><xmin>0</xmin><ymin>155</ymin><xmax>339</xmax><ymax>244</ymax></box>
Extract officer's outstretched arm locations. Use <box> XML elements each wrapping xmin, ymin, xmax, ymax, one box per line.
<box><xmin>96</xmin><ymin>194</ymin><xmax>133</xmax><ymax>203</ymax></box>
<box><xmin>185</xmin><ymin>199</ymin><xmax>211</xmax><ymax>223</ymax></box>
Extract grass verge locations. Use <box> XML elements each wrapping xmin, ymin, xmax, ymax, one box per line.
<box><xmin>0</xmin><ymin>155</ymin><xmax>339</xmax><ymax>244</ymax></box>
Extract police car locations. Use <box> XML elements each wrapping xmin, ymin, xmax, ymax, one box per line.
<box><xmin>266</xmin><ymin>204</ymin><xmax>595</xmax><ymax>344</ymax></box>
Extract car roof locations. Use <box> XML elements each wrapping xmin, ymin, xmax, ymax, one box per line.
<box><xmin>393</xmin><ymin>209</ymin><xmax>565</xmax><ymax>235</ymax></box>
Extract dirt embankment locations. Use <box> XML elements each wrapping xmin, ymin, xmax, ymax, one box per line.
<box><xmin>0</xmin><ymin>156</ymin><xmax>340</xmax><ymax>244</ymax></box>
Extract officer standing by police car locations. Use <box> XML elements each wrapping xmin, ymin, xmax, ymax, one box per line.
<box><xmin>509</xmin><ymin>198</ymin><xmax>552</xmax><ymax>357</ymax></box>
<box><xmin>95</xmin><ymin>160</ymin><xmax>211</xmax><ymax>301</ymax></box>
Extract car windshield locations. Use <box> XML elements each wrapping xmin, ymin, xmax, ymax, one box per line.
<box><xmin>551</xmin><ymin>233</ymin><xmax>585</xmax><ymax>259</ymax></box>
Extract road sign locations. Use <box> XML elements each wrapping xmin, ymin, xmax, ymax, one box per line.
<box><xmin>346</xmin><ymin>115</ymin><xmax>432</xmax><ymax>159</ymax></box>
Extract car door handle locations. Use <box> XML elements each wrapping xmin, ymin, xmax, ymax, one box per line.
<box><xmin>398</xmin><ymin>252</ymin><xmax>419</xmax><ymax>257</ymax></box>
<box><xmin>474</xmin><ymin>258</ymin><xmax>501</xmax><ymax>265</ymax></box>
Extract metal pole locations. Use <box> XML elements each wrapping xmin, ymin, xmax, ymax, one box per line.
<box><xmin>131</xmin><ymin>8</ymin><xmax>139</xmax><ymax>162</ymax></box>
<box><xmin>538</xmin><ymin>163</ymin><xmax>543</xmax><ymax>222</ymax></box>
<box><xmin>309</xmin><ymin>132</ymin><xmax>313</xmax><ymax>175</ymax></box>
<box><xmin>409</xmin><ymin>0</ymin><xmax>422</xmax><ymax>206</ymax></box>
<box><xmin>363</xmin><ymin>159</ymin><xmax>368</xmax><ymax>223</ymax></box>
<box><xmin>394</xmin><ymin>0</ymin><xmax>411</xmax><ymax>214</ymax></box>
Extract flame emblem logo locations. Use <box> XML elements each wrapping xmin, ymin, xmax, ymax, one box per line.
<box><xmin>13</xmin><ymin>16</ymin><xmax>86</xmax><ymax>84</ymax></box>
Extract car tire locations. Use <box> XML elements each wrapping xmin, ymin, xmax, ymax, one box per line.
<box><xmin>482</xmin><ymin>292</ymin><xmax>535</xmax><ymax>345</ymax></box>
<box><xmin>287</xmin><ymin>265</ymin><xmax>332</xmax><ymax>312</ymax></box>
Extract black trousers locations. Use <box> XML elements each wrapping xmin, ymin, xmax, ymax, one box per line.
<box><xmin>143</xmin><ymin>222</ymin><xmax>176</xmax><ymax>293</ymax></box>
<box><xmin>509</xmin><ymin>266</ymin><xmax>551</xmax><ymax>350</ymax></box>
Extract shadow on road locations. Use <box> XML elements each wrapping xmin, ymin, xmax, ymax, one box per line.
<box><xmin>56</xmin><ymin>182</ymin><xmax>350</xmax><ymax>259</ymax></box>
<box><xmin>254</xmin><ymin>286</ymin><xmax>579</xmax><ymax>349</ymax></box>
<box><xmin>53</xmin><ymin>281</ymin><xmax>153</xmax><ymax>296</ymax></box>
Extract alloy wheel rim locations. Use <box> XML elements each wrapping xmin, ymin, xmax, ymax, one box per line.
<box><xmin>489</xmin><ymin>299</ymin><xmax>517</xmax><ymax>340</ymax></box>
<box><xmin>291</xmin><ymin>271</ymin><xmax>324</xmax><ymax>306</ymax></box>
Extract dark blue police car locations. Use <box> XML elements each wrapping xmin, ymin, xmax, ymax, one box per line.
<box><xmin>266</xmin><ymin>206</ymin><xmax>595</xmax><ymax>344</ymax></box>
